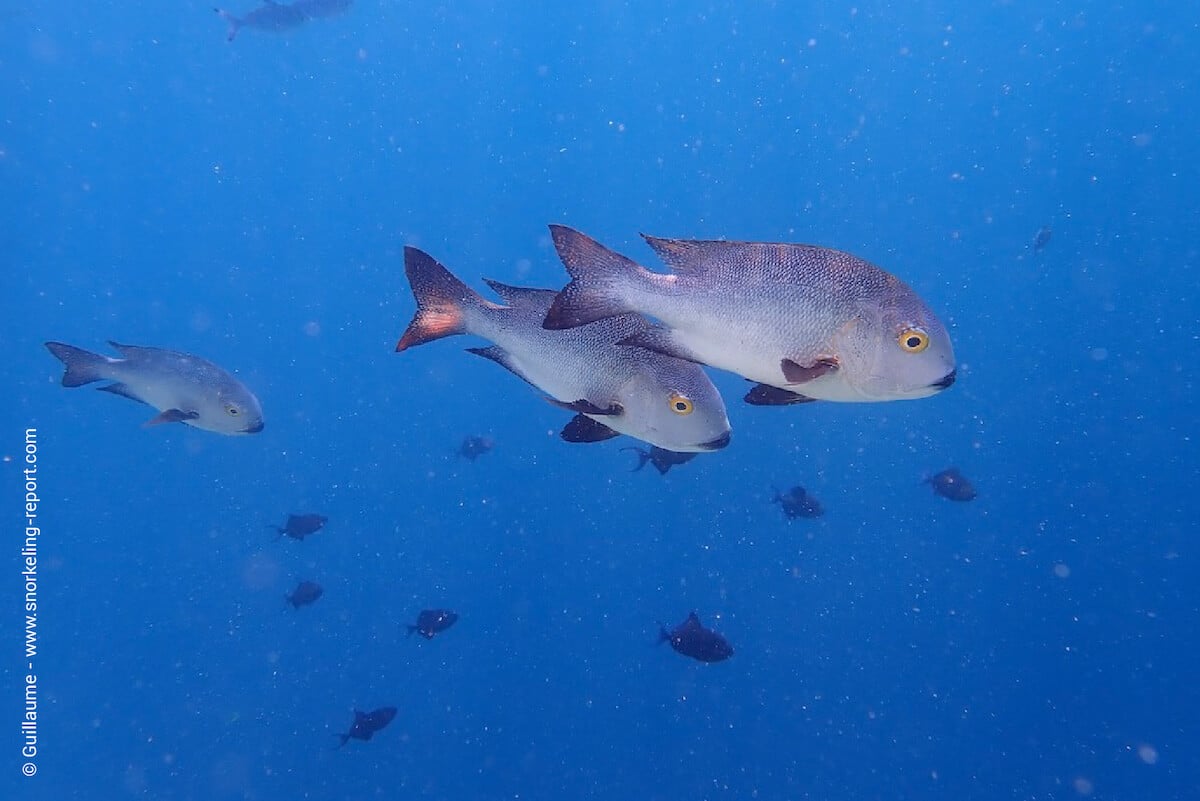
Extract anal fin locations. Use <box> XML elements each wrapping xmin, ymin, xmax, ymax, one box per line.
<box><xmin>617</xmin><ymin>326</ymin><xmax>703</xmax><ymax>364</ymax></box>
<box><xmin>145</xmin><ymin>408</ymin><xmax>200</xmax><ymax>427</ymax></box>
<box><xmin>96</xmin><ymin>382</ymin><xmax>151</xmax><ymax>407</ymax></box>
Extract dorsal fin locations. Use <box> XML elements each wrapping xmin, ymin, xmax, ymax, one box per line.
<box><xmin>482</xmin><ymin>279</ymin><xmax>558</xmax><ymax>308</ymax></box>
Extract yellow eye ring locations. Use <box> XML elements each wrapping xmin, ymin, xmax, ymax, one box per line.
<box><xmin>898</xmin><ymin>328</ymin><xmax>930</xmax><ymax>353</ymax></box>
<box><xmin>226</xmin><ymin>406</ymin><xmax>240</xmax><ymax>416</ymax></box>
<box><xmin>668</xmin><ymin>393</ymin><xmax>694</xmax><ymax>415</ymax></box>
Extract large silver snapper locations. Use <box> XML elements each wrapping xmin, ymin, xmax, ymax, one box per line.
<box><xmin>45</xmin><ymin>341</ymin><xmax>264</xmax><ymax>435</ymax></box>
<box><xmin>395</xmin><ymin>247</ymin><xmax>731</xmax><ymax>453</ymax></box>
<box><xmin>543</xmin><ymin>226</ymin><xmax>957</xmax><ymax>404</ymax></box>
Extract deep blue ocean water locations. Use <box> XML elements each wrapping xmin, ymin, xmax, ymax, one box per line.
<box><xmin>2</xmin><ymin>2</ymin><xmax>1197</xmax><ymax>799</ymax></box>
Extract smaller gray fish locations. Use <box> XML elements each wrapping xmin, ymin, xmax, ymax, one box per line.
<box><xmin>45</xmin><ymin>341</ymin><xmax>264</xmax><ymax>435</ymax></box>
<box><xmin>269</xmin><ymin>513</ymin><xmax>327</xmax><ymax>541</ymax></box>
<box><xmin>659</xmin><ymin>612</ymin><xmax>733</xmax><ymax>663</ymax></box>
<box><xmin>772</xmin><ymin>485</ymin><xmax>824</xmax><ymax>519</ymax></box>
<box><xmin>215</xmin><ymin>1</ymin><xmax>308</xmax><ymax>42</ymax></box>
<box><xmin>925</xmin><ymin>467</ymin><xmax>977</xmax><ymax>502</ymax></box>
<box><xmin>395</xmin><ymin>247</ymin><xmax>731</xmax><ymax>453</ymax></box>
<box><xmin>285</xmin><ymin>580</ymin><xmax>323</xmax><ymax>609</ymax></box>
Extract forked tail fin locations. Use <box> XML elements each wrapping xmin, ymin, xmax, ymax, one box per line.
<box><xmin>396</xmin><ymin>247</ymin><xmax>492</xmax><ymax>352</ymax></box>
<box><xmin>214</xmin><ymin>8</ymin><xmax>243</xmax><ymax>41</ymax></box>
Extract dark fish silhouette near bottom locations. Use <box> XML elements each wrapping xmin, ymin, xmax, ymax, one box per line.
<box><xmin>269</xmin><ymin>513</ymin><xmax>327</xmax><ymax>541</ymax></box>
<box><xmin>925</xmin><ymin>467</ymin><xmax>977</xmax><ymax>501</ymax></box>
<box><xmin>659</xmin><ymin>612</ymin><xmax>733</xmax><ymax>663</ymax></box>
<box><xmin>457</xmin><ymin>435</ymin><xmax>494</xmax><ymax>461</ymax></box>
<box><xmin>337</xmin><ymin>706</ymin><xmax>396</xmax><ymax>748</ymax></box>
<box><xmin>407</xmin><ymin>609</ymin><xmax>458</xmax><ymax>639</ymax></box>
<box><xmin>773</xmin><ymin>486</ymin><xmax>824</xmax><ymax>519</ymax></box>
<box><xmin>285</xmin><ymin>580</ymin><xmax>323</xmax><ymax>609</ymax></box>
<box><xmin>623</xmin><ymin>446</ymin><xmax>697</xmax><ymax>475</ymax></box>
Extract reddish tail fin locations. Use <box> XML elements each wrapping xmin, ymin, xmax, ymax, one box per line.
<box><xmin>396</xmin><ymin>247</ymin><xmax>491</xmax><ymax>352</ymax></box>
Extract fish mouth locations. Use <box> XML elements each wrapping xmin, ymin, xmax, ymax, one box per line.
<box><xmin>698</xmin><ymin>431</ymin><xmax>732</xmax><ymax>451</ymax></box>
<box><xmin>930</xmin><ymin>369</ymin><xmax>957</xmax><ymax>390</ymax></box>
<box><xmin>244</xmin><ymin>420</ymin><xmax>265</xmax><ymax>433</ymax></box>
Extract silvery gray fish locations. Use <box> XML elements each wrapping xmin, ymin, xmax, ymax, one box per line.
<box><xmin>214</xmin><ymin>1</ymin><xmax>308</xmax><ymax>42</ymax></box>
<box><xmin>543</xmin><ymin>226</ymin><xmax>957</xmax><ymax>405</ymax></box>
<box><xmin>395</xmin><ymin>247</ymin><xmax>731</xmax><ymax>453</ymax></box>
<box><xmin>45</xmin><ymin>341</ymin><xmax>264</xmax><ymax>435</ymax></box>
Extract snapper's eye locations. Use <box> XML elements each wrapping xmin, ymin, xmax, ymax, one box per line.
<box><xmin>898</xmin><ymin>327</ymin><xmax>930</xmax><ymax>353</ymax></box>
<box><xmin>668</xmin><ymin>393</ymin><xmax>694</xmax><ymax>415</ymax></box>
<box><xmin>226</xmin><ymin>405</ymin><xmax>240</xmax><ymax>416</ymax></box>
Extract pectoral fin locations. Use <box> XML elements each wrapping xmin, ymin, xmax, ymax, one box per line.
<box><xmin>145</xmin><ymin>408</ymin><xmax>200</xmax><ymax>427</ymax></box>
<box><xmin>546</xmin><ymin>398</ymin><xmax>623</xmax><ymax>416</ymax></box>
<box><xmin>780</xmin><ymin>357</ymin><xmax>839</xmax><ymax>385</ymax></box>
<box><xmin>744</xmin><ymin>383</ymin><xmax>818</xmax><ymax>406</ymax></box>
<box><xmin>560</xmin><ymin>414</ymin><xmax>620</xmax><ymax>443</ymax></box>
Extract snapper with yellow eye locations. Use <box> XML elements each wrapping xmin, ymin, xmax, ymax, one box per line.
<box><xmin>543</xmin><ymin>226</ymin><xmax>957</xmax><ymax>405</ymax></box>
<box><xmin>395</xmin><ymin>247</ymin><xmax>731</xmax><ymax>454</ymax></box>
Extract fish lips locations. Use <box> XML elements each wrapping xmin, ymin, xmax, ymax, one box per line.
<box><xmin>930</xmin><ymin>369</ymin><xmax>957</xmax><ymax>391</ymax></box>
<box><xmin>698</xmin><ymin>430</ymin><xmax>732</xmax><ymax>451</ymax></box>
<box><xmin>243</xmin><ymin>420</ymin><xmax>265</xmax><ymax>434</ymax></box>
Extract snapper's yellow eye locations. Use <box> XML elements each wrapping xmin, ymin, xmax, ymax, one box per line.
<box><xmin>898</xmin><ymin>328</ymin><xmax>930</xmax><ymax>353</ymax></box>
<box><xmin>668</xmin><ymin>394</ymin><xmax>694</xmax><ymax>415</ymax></box>
<box><xmin>226</xmin><ymin>405</ymin><xmax>240</xmax><ymax>416</ymax></box>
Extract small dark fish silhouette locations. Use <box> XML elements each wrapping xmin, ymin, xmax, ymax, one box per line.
<box><xmin>407</xmin><ymin>609</ymin><xmax>458</xmax><ymax>640</ymax></box>
<box><xmin>925</xmin><ymin>467</ymin><xmax>976</xmax><ymax>501</ymax></box>
<box><xmin>337</xmin><ymin>706</ymin><xmax>397</xmax><ymax>748</ymax></box>
<box><xmin>268</xmin><ymin>513</ymin><xmax>327</xmax><ymax>541</ymax></box>
<box><xmin>214</xmin><ymin>1</ymin><xmax>308</xmax><ymax>42</ymax></box>
<box><xmin>1032</xmin><ymin>226</ymin><xmax>1052</xmax><ymax>252</ymax></box>
<box><xmin>659</xmin><ymin>612</ymin><xmax>733</xmax><ymax>663</ymax></box>
<box><xmin>457</xmin><ymin>435</ymin><xmax>494</xmax><ymax>461</ymax></box>
<box><xmin>772</xmin><ymin>486</ymin><xmax>824</xmax><ymax>519</ymax></box>
<box><xmin>285</xmin><ymin>580</ymin><xmax>323</xmax><ymax>609</ymax></box>
<box><xmin>622</xmin><ymin>446</ymin><xmax>697</xmax><ymax>475</ymax></box>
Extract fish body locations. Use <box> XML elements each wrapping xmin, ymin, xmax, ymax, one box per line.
<box><xmin>1032</xmin><ymin>226</ymin><xmax>1053</xmax><ymax>252</ymax></box>
<box><xmin>215</xmin><ymin>1</ymin><xmax>308</xmax><ymax>41</ymax></box>
<box><xmin>925</xmin><ymin>467</ymin><xmax>977</xmax><ymax>501</ymax></box>
<box><xmin>773</xmin><ymin>486</ymin><xmax>824</xmax><ymax>519</ymax></box>
<box><xmin>286</xmin><ymin>580</ymin><xmax>323</xmax><ymax>609</ymax></box>
<box><xmin>270</xmin><ymin>513</ymin><xmax>327</xmax><ymax>541</ymax></box>
<box><xmin>45</xmin><ymin>341</ymin><xmax>264</xmax><ymax>435</ymax></box>
<box><xmin>337</xmin><ymin>706</ymin><xmax>397</xmax><ymax>747</ymax></box>
<box><xmin>623</xmin><ymin>446</ymin><xmax>696</xmax><ymax>475</ymax></box>
<box><xmin>395</xmin><ymin>247</ymin><xmax>731</xmax><ymax>453</ymax></box>
<box><xmin>407</xmin><ymin>609</ymin><xmax>458</xmax><ymax>640</ymax></box>
<box><xmin>659</xmin><ymin>612</ymin><xmax>733</xmax><ymax>663</ymax></box>
<box><xmin>457</xmin><ymin>435</ymin><xmax>494</xmax><ymax>461</ymax></box>
<box><xmin>543</xmin><ymin>226</ymin><xmax>957</xmax><ymax>403</ymax></box>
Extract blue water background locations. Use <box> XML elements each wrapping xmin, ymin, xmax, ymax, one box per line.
<box><xmin>1</xmin><ymin>1</ymin><xmax>1196</xmax><ymax>799</ymax></box>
